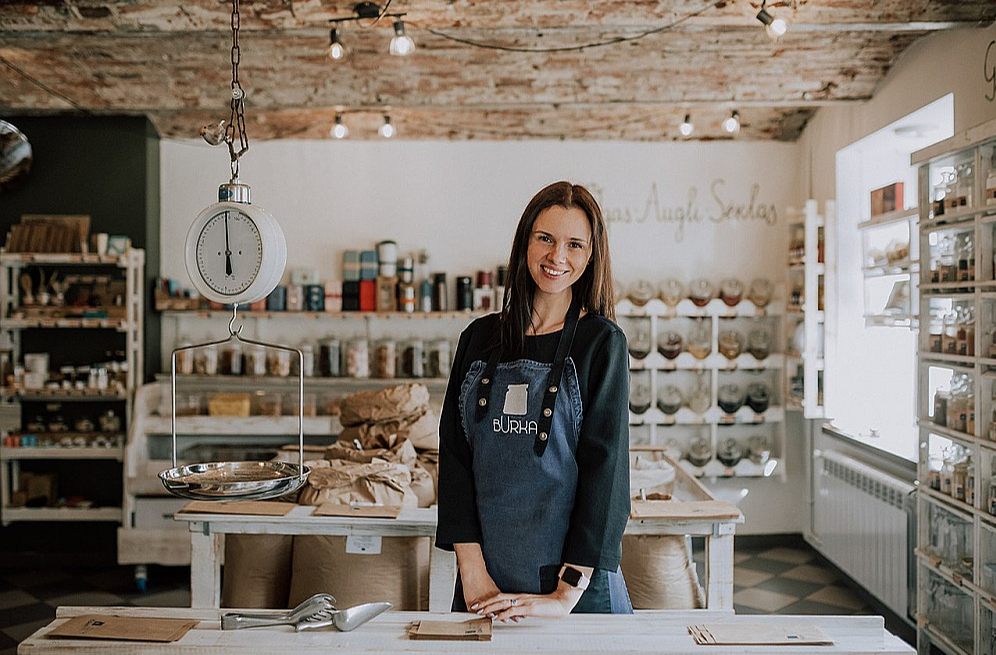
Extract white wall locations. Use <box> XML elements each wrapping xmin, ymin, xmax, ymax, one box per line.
<box><xmin>160</xmin><ymin>138</ymin><xmax>805</xmax><ymax>533</ymax></box>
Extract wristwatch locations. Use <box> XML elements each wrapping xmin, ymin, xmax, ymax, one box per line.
<box><xmin>558</xmin><ymin>565</ymin><xmax>590</xmax><ymax>591</ymax></box>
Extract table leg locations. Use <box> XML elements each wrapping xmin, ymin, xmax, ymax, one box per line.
<box><xmin>189</xmin><ymin>524</ymin><xmax>222</xmax><ymax>608</ymax></box>
<box><xmin>704</xmin><ymin>524</ymin><xmax>736</xmax><ymax>609</ymax></box>
<box><xmin>428</xmin><ymin>547</ymin><xmax>457</xmax><ymax>612</ymax></box>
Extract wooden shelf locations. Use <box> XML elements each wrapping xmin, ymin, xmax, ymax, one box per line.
<box><xmin>0</xmin><ymin>506</ymin><xmax>122</xmax><ymax>524</ymax></box>
<box><xmin>857</xmin><ymin>206</ymin><xmax>919</xmax><ymax>229</ymax></box>
<box><xmin>0</xmin><ymin>446</ymin><xmax>123</xmax><ymax>461</ymax></box>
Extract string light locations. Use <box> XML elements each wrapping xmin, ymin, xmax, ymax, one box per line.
<box><xmin>679</xmin><ymin>114</ymin><xmax>694</xmax><ymax>137</ymax></box>
<box><xmin>327</xmin><ymin>28</ymin><xmax>346</xmax><ymax>60</ymax></box>
<box><xmin>390</xmin><ymin>20</ymin><xmax>415</xmax><ymax>56</ymax></box>
<box><xmin>756</xmin><ymin>1</ymin><xmax>788</xmax><ymax>40</ymax></box>
<box><xmin>379</xmin><ymin>115</ymin><xmax>396</xmax><ymax>138</ymax></box>
<box><xmin>331</xmin><ymin>114</ymin><xmax>349</xmax><ymax>139</ymax></box>
<box><xmin>722</xmin><ymin>110</ymin><xmax>741</xmax><ymax>136</ymax></box>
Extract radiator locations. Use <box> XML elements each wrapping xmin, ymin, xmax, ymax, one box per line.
<box><xmin>812</xmin><ymin>450</ymin><xmax>915</xmax><ymax>619</ymax></box>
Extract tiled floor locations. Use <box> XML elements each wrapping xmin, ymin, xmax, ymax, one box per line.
<box><xmin>0</xmin><ymin>541</ymin><xmax>906</xmax><ymax>655</ymax></box>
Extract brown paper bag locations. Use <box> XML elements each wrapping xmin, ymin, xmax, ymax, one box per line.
<box><xmin>339</xmin><ymin>383</ymin><xmax>430</xmax><ymax>426</ymax></box>
<box><xmin>297</xmin><ymin>460</ymin><xmax>417</xmax><ymax>508</ymax></box>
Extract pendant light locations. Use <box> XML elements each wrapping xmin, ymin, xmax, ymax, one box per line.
<box><xmin>679</xmin><ymin>114</ymin><xmax>694</xmax><ymax>138</ymax></box>
<box><xmin>331</xmin><ymin>113</ymin><xmax>349</xmax><ymax>139</ymax></box>
<box><xmin>756</xmin><ymin>1</ymin><xmax>788</xmax><ymax>40</ymax></box>
<box><xmin>379</xmin><ymin>115</ymin><xmax>396</xmax><ymax>138</ymax></box>
<box><xmin>390</xmin><ymin>19</ymin><xmax>415</xmax><ymax>56</ymax></box>
<box><xmin>722</xmin><ymin>110</ymin><xmax>741</xmax><ymax>136</ymax></box>
<box><xmin>327</xmin><ymin>28</ymin><xmax>347</xmax><ymax>60</ymax></box>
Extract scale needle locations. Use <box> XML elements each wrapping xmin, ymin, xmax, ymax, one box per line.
<box><xmin>224</xmin><ymin>212</ymin><xmax>233</xmax><ymax>277</ymax></box>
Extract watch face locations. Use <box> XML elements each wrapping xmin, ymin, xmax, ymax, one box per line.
<box><xmin>561</xmin><ymin>566</ymin><xmax>583</xmax><ymax>587</ymax></box>
<box><xmin>195</xmin><ymin>210</ymin><xmax>263</xmax><ymax>296</ymax></box>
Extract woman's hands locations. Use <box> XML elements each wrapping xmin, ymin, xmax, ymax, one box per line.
<box><xmin>471</xmin><ymin>586</ymin><xmax>580</xmax><ymax>623</ymax></box>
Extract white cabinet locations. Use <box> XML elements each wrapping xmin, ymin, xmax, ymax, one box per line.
<box><xmin>859</xmin><ymin>206</ymin><xmax>919</xmax><ymax>328</ymax></box>
<box><xmin>0</xmin><ymin>250</ymin><xmax>144</xmax><ymax>526</ymax></box>
<box><xmin>617</xmin><ymin>297</ymin><xmax>785</xmax><ymax>481</ymax></box>
<box><xmin>785</xmin><ymin>199</ymin><xmax>828</xmax><ymax>419</ymax></box>
<box><xmin>914</xmin><ymin>117</ymin><xmax>996</xmax><ymax>655</ymax></box>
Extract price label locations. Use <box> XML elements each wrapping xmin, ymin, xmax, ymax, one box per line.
<box><xmin>345</xmin><ymin>535</ymin><xmax>382</xmax><ymax>555</ymax></box>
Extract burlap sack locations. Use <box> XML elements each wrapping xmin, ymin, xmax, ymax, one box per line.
<box><xmin>620</xmin><ymin>534</ymin><xmax>704</xmax><ymax>609</ymax></box>
<box><xmin>297</xmin><ymin>459</ymin><xmax>418</xmax><ymax>508</ymax></box>
<box><xmin>288</xmin><ymin>535</ymin><xmax>430</xmax><ymax>610</ymax></box>
<box><xmin>221</xmin><ymin>534</ymin><xmax>294</xmax><ymax>609</ymax></box>
<box><xmin>339</xmin><ymin>383</ymin><xmax>430</xmax><ymax>427</ymax></box>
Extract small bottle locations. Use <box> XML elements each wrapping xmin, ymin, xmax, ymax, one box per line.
<box><xmin>473</xmin><ymin>270</ymin><xmax>494</xmax><ymax>312</ymax></box>
<box><xmin>456</xmin><ymin>276</ymin><xmax>473</xmax><ymax>311</ymax></box>
<box><xmin>432</xmin><ymin>273</ymin><xmax>448</xmax><ymax>312</ymax></box>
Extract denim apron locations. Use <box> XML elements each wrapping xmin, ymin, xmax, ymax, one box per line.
<box><xmin>454</xmin><ymin>298</ymin><xmax>632</xmax><ymax>614</ymax></box>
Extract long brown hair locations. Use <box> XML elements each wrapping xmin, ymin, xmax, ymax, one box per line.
<box><xmin>498</xmin><ymin>181</ymin><xmax>615</xmax><ymax>357</ymax></box>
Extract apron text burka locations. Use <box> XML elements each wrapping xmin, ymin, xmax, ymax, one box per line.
<box><xmin>456</xmin><ymin>297</ymin><xmax>632</xmax><ymax>613</ymax></box>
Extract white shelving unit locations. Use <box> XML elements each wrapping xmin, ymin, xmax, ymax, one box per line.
<box><xmin>0</xmin><ymin>250</ymin><xmax>144</xmax><ymax>527</ymax></box>
<box><xmin>617</xmin><ymin>296</ymin><xmax>785</xmax><ymax>481</ymax></box>
<box><xmin>859</xmin><ymin>206</ymin><xmax>920</xmax><ymax>329</ymax></box>
<box><xmin>914</xmin><ymin>117</ymin><xmax>996</xmax><ymax>655</ymax></box>
<box><xmin>785</xmin><ymin>199</ymin><xmax>828</xmax><ymax>419</ymax></box>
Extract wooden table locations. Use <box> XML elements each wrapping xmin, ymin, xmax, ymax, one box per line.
<box><xmin>176</xmin><ymin>501</ymin><xmax>743</xmax><ymax>612</ymax></box>
<box><xmin>17</xmin><ymin>606</ymin><xmax>914</xmax><ymax>654</ymax></box>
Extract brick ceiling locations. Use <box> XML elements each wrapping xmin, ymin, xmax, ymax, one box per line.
<box><xmin>1</xmin><ymin>1</ymin><xmax>994</xmax><ymax>141</ymax></box>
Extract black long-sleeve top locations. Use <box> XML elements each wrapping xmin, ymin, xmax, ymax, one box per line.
<box><xmin>435</xmin><ymin>311</ymin><xmax>631</xmax><ymax>572</ymax></box>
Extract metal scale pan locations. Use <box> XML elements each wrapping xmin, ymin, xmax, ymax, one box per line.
<box><xmin>159</xmin><ymin>306</ymin><xmax>310</xmax><ymax>501</ymax></box>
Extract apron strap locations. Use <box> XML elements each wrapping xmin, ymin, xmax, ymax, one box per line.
<box><xmin>475</xmin><ymin>295</ymin><xmax>582</xmax><ymax>457</ymax></box>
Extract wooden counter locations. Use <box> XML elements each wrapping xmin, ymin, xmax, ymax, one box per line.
<box><xmin>18</xmin><ymin>606</ymin><xmax>914</xmax><ymax>655</ymax></box>
<box><xmin>175</xmin><ymin>500</ymin><xmax>743</xmax><ymax>612</ymax></box>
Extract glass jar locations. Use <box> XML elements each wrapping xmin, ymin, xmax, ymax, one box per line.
<box><xmin>244</xmin><ymin>344</ymin><xmax>267</xmax><ymax>376</ymax></box>
<box><xmin>193</xmin><ymin>344</ymin><xmax>218</xmax><ymax>376</ymax></box>
<box><xmin>428</xmin><ymin>339</ymin><xmax>452</xmax><ymax>378</ymax></box>
<box><xmin>747</xmin><ymin>435</ymin><xmax>770</xmax><ymax>465</ymax></box>
<box><xmin>718</xmin><ymin>330</ymin><xmax>742</xmax><ymax>360</ymax></box>
<box><xmin>688</xmin><ymin>279</ymin><xmax>714</xmax><ymax>307</ymax></box>
<box><xmin>319</xmin><ymin>338</ymin><xmax>341</xmax><ymax>377</ymax></box>
<box><xmin>657</xmin><ymin>329</ymin><xmax>683</xmax><ymax>360</ymax></box>
<box><xmin>659</xmin><ymin>278</ymin><xmax>684</xmax><ymax>307</ymax></box>
<box><xmin>748</xmin><ymin>278</ymin><xmax>773</xmax><ymax>308</ymax></box>
<box><xmin>747</xmin><ymin>328</ymin><xmax>771</xmax><ymax>360</ymax></box>
<box><xmin>927</xmin><ymin>453</ymin><xmax>942</xmax><ymax>490</ymax></box>
<box><xmin>928</xmin><ymin>313</ymin><xmax>943</xmax><ymax>353</ymax></box>
<box><xmin>267</xmin><ymin>349</ymin><xmax>292</xmax><ymax>377</ymax></box>
<box><xmin>220</xmin><ymin>341</ymin><xmax>243</xmax><ymax>375</ymax></box>
<box><xmin>346</xmin><ymin>338</ymin><xmax>370</xmax><ymax>378</ymax></box>
<box><xmin>656</xmin><ymin>384</ymin><xmax>682</xmax><ymax>415</ymax></box>
<box><xmin>940</xmin><ymin>449</ymin><xmax>955</xmax><ymax>496</ymax></box>
<box><xmin>717</xmin><ymin>438</ymin><xmax>742</xmax><ymax>467</ymax></box>
<box><xmin>717</xmin><ymin>383</ymin><xmax>744</xmax><ymax>414</ymax></box>
<box><xmin>687</xmin><ymin>373</ymin><xmax>711</xmax><ymax>414</ymax></box>
<box><xmin>401</xmin><ymin>339</ymin><xmax>425</xmax><ymax>378</ymax></box>
<box><xmin>629</xmin><ymin>370</ymin><xmax>651</xmax><ymax>414</ymax></box>
<box><xmin>952</xmin><ymin>459</ymin><xmax>968</xmax><ymax>502</ymax></box>
<box><xmin>624</xmin><ymin>317</ymin><xmax>652</xmax><ymax>359</ymax></box>
<box><xmin>628</xmin><ymin>280</ymin><xmax>655</xmax><ymax>307</ymax></box>
<box><xmin>98</xmin><ymin>409</ymin><xmax>121</xmax><ymax>433</ymax></box>
<box><xmin>686</xmin><ymin>434</ymin><xmax>712</xmax><ymax>467</ymax></box>
<box><xmin>373</xmin><ymin>339</ymin><xmax>397</xmax><ymax>379</ymax></box>
<box><xmin>746</xmin><ymin>382</ymin><xmax>771</xmax><ymax>414</ymax></box>
<box><xmin>719</xmin><ymin>278</ymin><xmax>743</xmax><ymax>307</ymax></box>
<box><xmin>687</xmin><ymin>320</ymin><xmax>711</xmax><ymax>359</ymax></box>
<box><xmin>174</xmin><ymin>337</ymin><xmax>194</xmax><ymax>375</ymax></box>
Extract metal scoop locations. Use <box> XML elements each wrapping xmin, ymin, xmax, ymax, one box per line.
<box><xmin>295</xmin><ymin>602</ymin><xmax>393</xmax><ymax>632</ymax></box>
<box><xmin>221</xmin><ymin>593</ymin><xmax>336</xmax><ymax>630</ymax></box>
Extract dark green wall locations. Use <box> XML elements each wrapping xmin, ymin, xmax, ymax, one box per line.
<box><xmin>1</xmin><ymin>115</ymin><xmax>162</xmax><ymax>379</ymax></box>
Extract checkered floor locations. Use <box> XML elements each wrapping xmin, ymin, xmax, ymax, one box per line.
<box><xmin>0</xmin><ymin>542</ymin><xmax>900</xmax><ymax>655</ymax></box>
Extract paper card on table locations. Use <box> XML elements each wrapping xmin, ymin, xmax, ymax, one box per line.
<box><xmin>315</xmin><ymin>504</ymin><xmax>402</xmax><ymax>519</ymax></box>
<box><xmin>688</xmin><ymin>623</ymin><xmax>833</xmax><ymax>645</ymax></box>
<box><xmin>178</xmin><ymin>500</ymin><xmax>295</xmax><ymax>516</ymax></box>
<box><xmin>48</xmin><ymin>615</ymin><xmax>198</xmax><ymax>642</ymax></box>
<box><xmin>631</xmin><ymin>500</ymin><xmax>741</xmax><ymax>520</ymax></box>
<box><xmin>408</xmin><ymin>618</ymin><xmax>492</xmax><ymax>641</ymax></box>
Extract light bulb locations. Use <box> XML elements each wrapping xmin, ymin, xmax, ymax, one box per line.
<box><xmin>379</xmin><ymin>116</ymin><xmax>395</xmax><ymax>138</ymax></box>
<box><xmin>723</xmin><ymin>111</ymin><xmax>740</xmax><ymax>135</ymax></box>
<box><xmin>390</xmin><ymin>20</ymin><xmax>415</xmax><ymax>56</ymax></box>
<box><xmin>756</xmin><ymin>6</ymin><xmax>788</xmax><ymax>40</ymax></box>
<box><xmin>331</xmin><ymin>115</ymin><xmax>348</xmax><ymax>139</ymax></box>
<box><xmin>327</xmin><ymin>28</ymin><xmax>347</xmax><ymax>60</ymax></box>
<box><xmin>679</xmin><ymin>114</ymin><xmax>694</xmax><ymax>137</ymax></box>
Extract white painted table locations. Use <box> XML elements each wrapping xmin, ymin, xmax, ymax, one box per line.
<box><xmin>18</xmin><ymin>606</ymin><xmax>914</xmax><ymax>654</ymax></box>
<box><xmin>175</xmin><ymin>503</ymin><xmax>743</xmax><ymax>611</ymax></box>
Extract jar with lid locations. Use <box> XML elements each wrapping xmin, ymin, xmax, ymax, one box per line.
<box><xmin>686</xmin><ymin>434</ymin><xmax>712</xmax><ymax>467</ymax></box>
<box><xmin>220</xmin><ymin>341</ymin><xmax>243</xmax><ymax>375</ymax></box>
<box><xmin>942</xmin><ymin>311</ymin><xmax>957</xmax><ymax>355</ymax></box>
<box><xmin>688</xmin><ymin>279</ymin><xmax>713</xmax><ymax>307</ymax></box>
<box><xmin>98</xmin><ymin>409</ymin><xmax>121</xmax><ymax>433</ymax></box>
<box><xmin>718</xmin><ymin>329</ymin><xmax>742</xmax><ymax>360</ymax></box>
<box><xmin>428</xmin><ymin>339</ymin><xmax>451</xmax><ymax>378</ymax></box>
<box><xmin>719</xmin><ymin>278</ymin><xmax>743</xmax><ymax>307</ymax></box>
<box><xmin>245</xmin><ymin>344</ymin><xmax>267</xmax><ymax>376</ymax></box>
<box><xmin>748</xmin><ymin>278</ymin><xmax>773</xmax><ymax>308</ymax></box>
<box><xmin>623</xmin><ymin>317</ymin><xmax>652</xmax><ymax>359</ymax></box>
<box><xmin>372</xmin><ymin>339</ymin><xmax>396</xmax><ymax>379</ymax></box>
<box><xmin>401</xmin><ymin>339</ymin><xmax>425</xmax><ymax>378</ymax></box>
<box><xmin>346</xmin><ymin>338</ymin><xmax>370</xmax><ymax>378</ymax></box>
<box><xmin>717</xmin><ymin>438</ymin><xmax>742</xmax><ymax>467</ymax></box>
<box><xmin>746</xmin><ymin>382</ymin><xmax>770</xmax><ymax>414</ymax></box>
<box><xmin>687</xmin><ymin>373</ymin><xmax>711</xmax><ymax>414</ymax></box>
<box><xmin>628</xmin><ymin>280</ymin><xmax>654</xmax><ymax>307</ymax></box>
<box><xmin>747</xmin><ymin>435</ymin><xmax>770</xmax><ymax>465</ymax></box>
<box><xmin>953</xmin><ymin>162</ymin><xmax>973</xmax><ymax>209</ymax></box>
<box><xmin>965</xmin><ymin>458</ymin><xmax>975</xmax><ymax>506</ymax></box>
<box><xmin>659</xmin><ymin>279</ymin><xmax>684</xmax><ymax>308</ymax></box>
<box><xmin>629</xmin><ymin>370</ymin><xmax>651</xmax><ymax>414</ymax></box>
<box><xmin>957</xmin><ymin>232</ymin><xmax>974</xmax><ymax>281</ymax></box>
<box><xmin>747</xmin><ymin>327</ymin><xmax>771</xmax><ymax>360</ymax></box>
<box><xmin>940</xmin><ymin>448</ymin><xmax>955</xmax><ymax>495</ymax></box>
<box><xmin>193</xmin><ymin>344</ymin><xmax>218</xmax><ymax>376</ymax></box>
<box><xmin>299</xmin><ymin>343</ymin><xmax>315</xmax><ymax>377</ymax></box>
<box><xmin>952</xmin><ymin>458</ymin><xmax>968</xmax><ymax>502</ymax></box>
<box><xmin>928</xmin><ymin>312</ymin><xmax>943</xmax><ymax>353</ymax></box>
<box><xmin>267</xmin><ymin>349</ymin><xmax>292</xmax><ymax>377</ymax></box>
<box><xmin>687</xmin><ymin>319</ymin><xmax>711</xmax><ymax>359</ymax></box>
<box><xmin>717</xmin><ymin>383</ymin><xmax>744</xmax><ymax>414</ymax></box>
<box><xmin>657</xmin><ymin>329</ymin><xmax>683</xmax><ymax>360</ymax></box>
<box><xmin>656</xmin><ymin>383</ymin><xmax>682</xmax><ymax>415</ymax></box>
<box><xmin>933</xmin><ymin>388</ymin><xmax>949</xmax><ymax>427</ymax></box>
<box><xmin>927</xmin><ymin>452</ymin><xmax>942</xmax><ymax>490</ymax></box>
<box><xmin>174</xmin><ymin>337</ymin><xmax>194</xmax><ymax>375</ymax></box>
<box><xmin>320</xmin><ymin>338</ymin><xmax>341</xmax><ymax>377</ymax></box>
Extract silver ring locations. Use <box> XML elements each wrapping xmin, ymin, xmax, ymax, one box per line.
<box><xmin>509</xmin><ymin>598</ymin><xmax>517</xmax><ymax>606</ymax></box>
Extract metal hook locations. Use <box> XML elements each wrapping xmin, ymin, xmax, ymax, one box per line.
<box><xmin>228</xmin><ymin>303</ymin><xmax>244</xmax><ymax>339</ymax></box>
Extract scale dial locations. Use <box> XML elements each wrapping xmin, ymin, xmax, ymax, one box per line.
<box><xmin>185</xmin><ymin>201</ymin><xmax>286</xmax><ymax>305</ymax></box>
